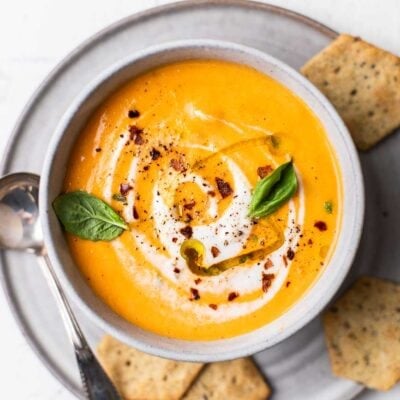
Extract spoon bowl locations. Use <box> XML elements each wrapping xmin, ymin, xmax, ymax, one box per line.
<box><xmin>0</xmin><ymin>173</ymin><xmax>42</xmax><ymax>252</ymax></box>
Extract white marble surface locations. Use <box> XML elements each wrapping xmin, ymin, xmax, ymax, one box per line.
<box><xmin>0</xmin><ymin>0</ymin><xmax>399</xmax><ymax>399</ymax></box>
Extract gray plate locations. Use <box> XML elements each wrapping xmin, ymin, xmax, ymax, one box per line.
<box><xmin>1</xmin><ymin>1</ymin><xmax>399</xmax><ymax>399</ymax></box>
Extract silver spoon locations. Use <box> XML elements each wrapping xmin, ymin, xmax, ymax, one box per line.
<box><xmin>0</xmin><ymin>172</ymin><xmax>122</xmax><ymax>400</ymax></box>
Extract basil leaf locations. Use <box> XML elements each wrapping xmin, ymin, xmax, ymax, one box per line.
<box><xmin>53</xmin><ymin>191</ymin><xmax>127</xmax><ymax>241</ymax></box>
<box><xmin>248</xmin><ymin>160</ymin><xmax>297</xmax><ymax>219</ymax></box>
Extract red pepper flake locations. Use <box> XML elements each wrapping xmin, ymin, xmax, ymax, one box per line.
<box><xmin>264</xmin><ymin>259</ymin><xmax>273</xmax><ymax>269</ymax></box>
<box><xmin>228</xmin><ymin>292</ymin><xmax>239</xmax><ymax>301</ymax></box>
<box><xmin>173</xmin><ymin>267</ymin><xmax>180</xmax><ymax>273</ymax></box>
<box><xmin>211</xmin><ymin>246</ymin><xmax>220</xmax><ymax>258</ymax></box>
<box><xmin>172</xmin><ymin>237</ymin><xmax>178</xmax><ymax>243</ymax></box>
<box><xmin>143</xmin><ymin>165</ymin><xmax>150</xmax><ymax>171</ymax></box>
<box><xmin>150</xmin><ymin>148</ymin><xmax>161</xmax><ymax>160</ymax></box>
<box><xmin>282</xmin><ymin>255</ymin><xmax>288</xmax><ymax>266</ymax></box>
<box><xmin>314</xmin><ymin>221</ymin><xmax>328</xmax><ymax>231</ymax></box>
<box><xmin>286</xmin><ymin>281</ymin><xmax>291</xmax><ymax>288</ymax></box>
<box><xmin>128</xmin><ymin>109</ymin><xmax>140</xmax><ymax>118</ymax></box>
<box><xmin>209</xmin><ymin>304</ymin><xmax>218</xmax><ymax>310</ymax></box>
<box><xmin>257</xmin><ymin>165</ymin><xmax>273</xmax><ymax>178</ymax></box>
<box><xmin>194</xmin><ymin>278</ymin><xmax>202</xmax><ymax>285</ymax></box>
<box><xmin>180</xmin><ymin>226</ymin><xmax>193</xmax><ymax>239</ymax></box>
<box><xmin>190</xmin><ymin>288</ymin><xmax>200</xmax><ymax>301</ymax></box>
<box><xmin>215</xmin><ymin>177</ymin><xmax>233</xmax><ymax>198</ymax></box>
<box><xmin>207</xmin><ymin>190</ymin><xmax>216</xmax><ymax>197</ymax></box>
<box><xmin>133</xmin><ymin>206</ymin><xmax>139</xmax><ymax>220</ymax></box>
<box><xmin>287</xmin><ymin>248</ymin><xmax>295</xmax><ymax>260</ymax></box>
<box><xmin>308</xmin><ymin>238</ymin><xmax>313</xmax><ymax>245</ymax></box>
<box><xmin>120</xmin><ymin>183</ymin><xmax>133</xmax><ymax>196</ymax></box>
<box><xmin>95</xmin><ymin>147</ymin><xmax>102</xmax><ymax>152</ymax></box>
<box><xmin>183</xmin><ymin>201</ymin><xmax>196</xmax><ymax>210</ymax></box>
<box><xmin>129</xmin><ymin>125</ymin><xmax>144</xmax><ymax>144</ymax></box>
<box><xmin>262</xmin><ymin>273</ymin><xmax>275</xmax><ymax>293</ymax></box>
<box><xmin>170</xmin><ymin>158</ymin><xmax>187</xmax><ymax>172</ymax></box>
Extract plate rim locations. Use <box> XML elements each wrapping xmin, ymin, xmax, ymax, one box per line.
<box><xmin>0</xmin><ymin>1</ymin><xmax>361</xmax><ymax>399</ymax></box>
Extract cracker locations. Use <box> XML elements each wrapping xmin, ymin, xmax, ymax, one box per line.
<box><xmin>323</xmin><ymin>276</ymin><xmax>400</xmax><ymax>390</ymax></box>
<box><xmin>301</xmin><ymin>34</ymin><xmax>400</xmax><ymax>150</ymax></box>
<box><xmin>97</xmin><ymin>336</ymin><xmax>204</xmax><ymax>400</ymax></box>
<box><xmin>183</xmin><ymin>358</ymin><xmax>270</xmax><ymax>400</ymax></box>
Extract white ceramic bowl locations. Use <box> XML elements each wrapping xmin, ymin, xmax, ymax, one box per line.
<box><xmin>40</xmin><ymin>39</ymin><xmax>364</xmax><ymax>362</ymax></box>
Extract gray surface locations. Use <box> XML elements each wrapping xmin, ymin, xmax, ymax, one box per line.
<box><xmin>1</xmin><ymin>0</ymin><xmax>399</xmax><ymax>398</ymax></box>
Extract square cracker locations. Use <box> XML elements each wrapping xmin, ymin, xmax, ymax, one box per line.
<box><xmin>301</xmin><ymin>34</ymin><xmax>400</xmax><ymax>150</ymax></box>
<box><xmin>183</xmin><ymin>358</ymin><xmax>270</xmax><ymax>400</ymax></box>
<box><xmin>323</xmin><ymin>276</ymin><xmax>400</xmax><ymax>390</ymax></box>
<box><xmin>97</xmin><ymin>336</ymin><xmax>204</xmax><ymax>400</ymax></box>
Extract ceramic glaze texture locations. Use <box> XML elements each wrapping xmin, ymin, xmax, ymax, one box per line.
<box><xmin>63</xmin><ymin>59</ymin><xmax>341</xmax><ymax>340</ymax></box>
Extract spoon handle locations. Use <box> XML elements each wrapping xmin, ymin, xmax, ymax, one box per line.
<box><xmin>36</xmin><ymin>254</ymin><xmax>122</xmax><ymax>400</ymax></box>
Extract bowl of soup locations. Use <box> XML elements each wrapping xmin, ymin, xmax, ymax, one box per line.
<box><xmin>40</xmin><ymin>40</ymin><xmax>364</xmax><ymax>361</ymax></box>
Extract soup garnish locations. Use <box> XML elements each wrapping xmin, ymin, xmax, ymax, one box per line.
<box><xmin>53</xmin><ymin>191</ymin><xmax>127</xmax><ymax>241</ymax></box>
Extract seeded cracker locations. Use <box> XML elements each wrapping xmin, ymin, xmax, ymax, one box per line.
<box><xmin>97</xmin><ymin>336</ymin><xmax>204</xmax><ymax>400</ymax></box>
<box><xmin>323</xmin><ymin>276</ymin><xmax>400</xmax><ymax>390</ymax></box>
<box><xmin>302</xmin><ymin>34</ymin><xmax>400</xmax><ymax>150</ymax></box>
<box><xmin>183</xmin><ymin>358</ymin><xmax>270</xmax><ymax>400</ymax></box>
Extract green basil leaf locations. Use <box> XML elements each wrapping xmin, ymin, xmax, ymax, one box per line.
<box><xmin>53</xmin><ymin>191</ymin><xmax>128</xmax><ymax>241</ymax></box>
<box><xmin>248</xmin><ymin>160</ymin><xmax>297</xmax><ymax>219</ymax></box>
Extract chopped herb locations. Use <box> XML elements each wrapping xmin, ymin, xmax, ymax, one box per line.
<box><xmin>239</xmin><ymin>255</ymin><xmax>250</xmax><ymax>264</ymax></box>
<box><xmin>270</xmin><ymin>135</ymin><xmax>280</xmax><ymax>148</ymax></box>
<box><xmin>250</xmin><ymin>234</ymin><xmax>259</xmax><ymax>243</ymax></box>
<box><xmin>324</xmin><ymin>201</ymin><xmax>333</xmax><ymax>214</ymax></box>
<box><xmin>112</xmin><ymin>194</ymin><xmax>127</xmax><ymax>202</ymax></box>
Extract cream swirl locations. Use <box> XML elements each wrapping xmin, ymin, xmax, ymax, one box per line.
<box><xmin>98</xmin><ymin>149</ymin><xmax>304</xmax><ymax>323</ymax></box>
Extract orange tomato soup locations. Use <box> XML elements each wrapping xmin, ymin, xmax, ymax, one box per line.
<box><xmin>63</xmin><ymin>60</ymin><xmax>341</xmax><ymax>340</ymax></box>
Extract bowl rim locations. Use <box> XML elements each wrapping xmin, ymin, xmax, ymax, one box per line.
<box><xmin>40</xmin><ymin>38</ymin><xmax>364</xmax><ymax>362</ymax></box>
